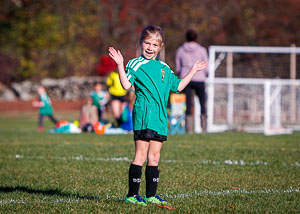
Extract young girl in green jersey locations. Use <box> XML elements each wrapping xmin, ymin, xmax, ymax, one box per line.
<box><xmin>32</xmin><ymin>86</ymin><xmax>58</xmax><ymax>131</ymax></box>
<box><xmin>109</xmin><ymin>25</ymin><xmax>208</xmax><ymax>207</ymax></box>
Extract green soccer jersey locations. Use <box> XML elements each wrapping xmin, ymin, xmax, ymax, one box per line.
<box><xmin>90</xmin><ymin>91</ymin><xmax>105</xmax><ymax>109</ymax></box>
<box><xmin>126</xmin><ymin>55</ymin><xmax>181</xmax><ymax>136</ymax></box>
<box><xmin>39</xmin><ymin>93</ymin><xmax>53</xmax><ymax>115</ymax></box>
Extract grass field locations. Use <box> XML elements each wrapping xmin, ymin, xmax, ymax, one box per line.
<box><xmin>0</xmin><ymin>113</ymin><xmax>299</xmax><ymax>213</ymax></box>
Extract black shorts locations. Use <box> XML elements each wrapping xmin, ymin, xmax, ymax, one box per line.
<box><xmin>134</xmin><ymin>129</ymin><xmax>167</xmax><ymax>142</ymax></box>
<box><xmin>110</xmin><ymin>95</ymin><xmax>126</xmax><ymax>102</ymax></box>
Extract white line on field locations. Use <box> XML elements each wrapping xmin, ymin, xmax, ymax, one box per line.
<box><xmin>163</xmin><ymin>186</ymin><xmax>300</xmax><ymax>198</ymax></box>
<box><xmin>0</xmin><ymin>187</ymin><xmax>299</xmax><ymax>205</ymax></box>
<box><xmin>13</xmin><ymin>154</ymin><xmax>300</xmax><ymax>167</ymax></box>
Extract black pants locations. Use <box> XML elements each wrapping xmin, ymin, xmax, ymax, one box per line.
<box><xmin>38</xmin><ymin>114</ymin><xmax>58</xmax><ymax>127</ymax></box>
<box><xmin>97</xmin><ymin>108</ymin><xmax>102</xmax><ymax>122</ymax></box>
<box><xmin>183</xmin><ymin>81</ymin><xmax>206</xmax><ymax>116</ymax></box>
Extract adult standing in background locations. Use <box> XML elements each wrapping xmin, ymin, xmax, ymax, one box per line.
<box><xmin>175</xmin><ymin>29</ymin><xmax>208</xmax><ymax>133</ymax></box>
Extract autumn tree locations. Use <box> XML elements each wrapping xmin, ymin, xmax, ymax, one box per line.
<box><xmin>0</xmin><ymin>0</ymin><xmax>299</xmax><ymax>83</ymax></box>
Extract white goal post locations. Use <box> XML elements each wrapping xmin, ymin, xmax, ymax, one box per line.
<box><xmin>204</xmin><ymin>45</ymin><xmax>300</xmax><ymax>135</ymax></box>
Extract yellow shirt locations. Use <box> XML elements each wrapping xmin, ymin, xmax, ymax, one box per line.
<box><xmin>106</xmin><ymin>71</ymin><xmax>127</xmax><ymax>97</ymax></box>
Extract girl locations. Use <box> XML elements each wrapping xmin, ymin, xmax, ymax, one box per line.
<box><xmin>109</xmin><ymin>25</ymin><xmax>208</xmax><ymax>206</ymax></box>
<box><xmin>32</xmin><ymin>86</ymin><xmax>58</xmax><ymax>131</ymax></box>
<box><xmin>90</xmin><ymin>82</ymin><xmax>108</xmax><ymax>122</ymax></box>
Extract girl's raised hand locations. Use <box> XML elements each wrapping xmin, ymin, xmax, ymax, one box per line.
<box><xmin>192</xmin><ymin>61</ymin><xmax>208</xmax><ymax>72</ymax></box>
<box><xmin>108</xmin><ymin>47</ymin><xmax>124</xmax><ymax>65</ymax></box>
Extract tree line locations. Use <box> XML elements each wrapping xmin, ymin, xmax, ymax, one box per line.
<box><xmin>0</xmin><ymin>0</ymin><xmax>299</xmax><ymax>84</ymax></box>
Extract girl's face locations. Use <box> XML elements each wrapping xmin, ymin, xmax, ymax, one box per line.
<box><xmin>142</xmin><ymin>36</ymin><xmax>162</xmax><ymax>60</ymax></box>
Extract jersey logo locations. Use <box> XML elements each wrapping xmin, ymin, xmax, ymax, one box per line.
<box><xmin>161</xmin><ymin>69</ymin><xmax>165</xmax><ymax>83</ymax></box>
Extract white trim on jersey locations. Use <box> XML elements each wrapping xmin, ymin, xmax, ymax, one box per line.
<box><xmin>130</xmin><ymin>57</ymin><xmax>144</xmax><ymax>69</ymax></box>
<box><xmin>132</xmin><ymin>59</ymin><xmax>149</xmax><ymax>71</ymax></box>
<box><xmin>126</xmin><ymin>56</ymin><xmax>142</xmax><ymax>68</ymax></box>
<box><xmin>160</xmin><ymin>61</ymin><xmax>174</xmax><ymax>73</ymax></box>
<box><xmin>160</xmin><ymin>61</ymin><xmax>170</xmax><ymax>68</ymax></box>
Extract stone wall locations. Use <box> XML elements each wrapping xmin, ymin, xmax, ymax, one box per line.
<box><xmin>0</xmin><ymin>76</ymin><xmax>106</xmax><ymax>101</ymax></box>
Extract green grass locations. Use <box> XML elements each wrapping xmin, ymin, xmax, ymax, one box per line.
<box><xmin>0</xmin><ymin>113</ymin><xmax>299</xmax><ymax>213</ymax></box>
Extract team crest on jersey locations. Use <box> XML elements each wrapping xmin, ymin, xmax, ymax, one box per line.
<box><xmin>161</xmin><ymin>69</ymin><xmax>165</xmax><ymax>82</ymax></box>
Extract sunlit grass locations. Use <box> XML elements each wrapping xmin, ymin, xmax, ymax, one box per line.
<box><xmin>0</xmin><ymin>114</ymin><xmax>299</xmax><ymax>213</ymax></box>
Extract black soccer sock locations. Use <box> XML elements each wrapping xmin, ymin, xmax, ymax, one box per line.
<box><xmin>127</xmin><ymin>164</ymin><xmax>143</xmax><ymax>197</ymax></box>
<box><xmin>145</xmin><ymin>165</ymin><xmax>160</xmax><ymax>198</ymax></box>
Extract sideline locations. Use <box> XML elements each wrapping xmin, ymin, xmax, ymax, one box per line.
<box><xmin>14</xmin><ymin>154</ymin><xmax>300</xmax><ymax>167</ymax></box>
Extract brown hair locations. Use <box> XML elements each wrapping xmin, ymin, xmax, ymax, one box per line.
<box><xmin>186</xmin><ymin>29</ymin><xmax>198</xmax><ymax>42</ymax></box>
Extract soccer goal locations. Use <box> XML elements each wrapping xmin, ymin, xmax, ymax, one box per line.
<box><xmin>204</xmin><ymin>45</ymin><xmax>300</xmax><ymax>135</ymax></box>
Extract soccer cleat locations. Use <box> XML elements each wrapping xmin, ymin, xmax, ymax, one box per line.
<box><xmin>144</xmin><ymin>195</ymin><xmax>170</xmax><ymax>206</ymax></box>
<box><xmin>124</xmin><ymin>195</ymin><xmax>147</xmax><ymax>207</ymax></box>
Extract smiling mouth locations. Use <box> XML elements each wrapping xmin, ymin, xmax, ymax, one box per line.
<box><xmin>145</xmin><ymin>51</ymin><xmax>153</xmax><ymax>55</ymax></box>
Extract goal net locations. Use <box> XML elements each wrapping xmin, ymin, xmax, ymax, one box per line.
<box><xmin>204</xmin><ymin>45</ymin><xmax>300</xmax><ymax>135</ymax></box>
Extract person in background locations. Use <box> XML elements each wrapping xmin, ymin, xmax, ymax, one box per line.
<box><xmin>175</xmin><ymin>29</ymin><xmax>209</xmax><ymax>133</ymax></box>
<box><xmin>32</xmin><ymin>86</ymin><xmax>58</xmax><ymax>131</ymax></box>
<box><xmin>106</xmin><ymin>66</ymin><xmax>127</xmax><ymax>126</ymax></box>
<box><xmin>119</xmin><ymin>90</ymin><xmax>135</xmax><ymax>132</ymax></box>
<box><xmin>90</xmin><ymin>82</ymin><xmax>108</xmax><ymax>122</ymax></box>
<box><xmin>79</xmin><ymin>97</ymin><xmax>98</xmax><ymax>132</ymax></box>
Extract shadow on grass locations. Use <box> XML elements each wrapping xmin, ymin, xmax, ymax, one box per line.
<box><xmin>0</xmin><ymin>186</ymin><xmax>123</xmax><ymax>202</ymax></box>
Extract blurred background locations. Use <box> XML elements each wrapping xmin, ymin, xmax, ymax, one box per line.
<box><xmin>0</xmin><ymin>0</ymin><xmax>299</xmax><ymax>132</ymax></box>
<box><xmin>0</xmin><ymin>0</ymin><xmax>299</xmax><ymax>85</ymax></box>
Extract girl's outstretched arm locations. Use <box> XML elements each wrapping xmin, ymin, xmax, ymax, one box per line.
<box><xmin>177</xmin><ymin>61</ymin><xmax>208</xmax><ymax>92</ymax></box>
<box><xmin>108</xmin><ymin>47</ymin><xmax>132</xmax><ymax>90</ymax></box>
